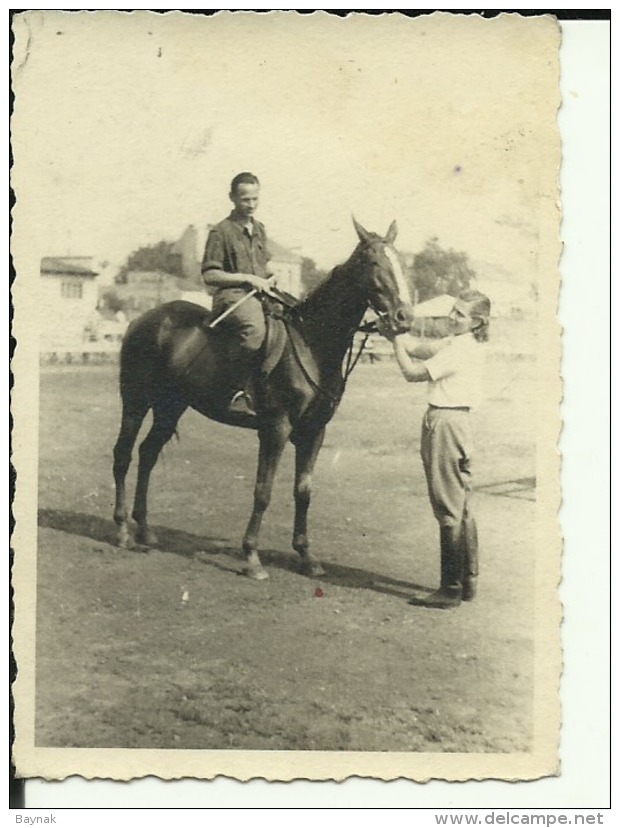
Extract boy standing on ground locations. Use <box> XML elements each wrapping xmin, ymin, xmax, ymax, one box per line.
<box><xmin>201</xmin><ymin>172</ymin><xmax>277</xmax><ymax>416</ymax></box>
<box><xmin>382</xmin><ymin>290</ymin><xmax>491</xmax><ymax>609</ymax></box>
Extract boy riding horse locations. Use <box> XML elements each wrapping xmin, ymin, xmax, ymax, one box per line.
<box><xmin>201</xmin><ymin>171</ymin><xmax>278</xmax><ymax>416</ymax></box>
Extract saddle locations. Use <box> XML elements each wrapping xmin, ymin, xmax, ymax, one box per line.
<box><xmin>258</xmin><ymin>290</ymin><xmax>298</xmax><ymax>374</ymax></box>
<box><xmin>201</xmin><ymin>289</ymin><xmax>295</xmax><ymax>381</ymax></box>
<box><xmin>258</xmin><ymin>312</ymin><xmax>288</xmax><ymax>379</ymax></box>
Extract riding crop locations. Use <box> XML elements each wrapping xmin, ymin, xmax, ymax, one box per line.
<box><xmin>208</xmin><ymin>275</ymin><xmax>278</xmax><ymax>329</ymax></box>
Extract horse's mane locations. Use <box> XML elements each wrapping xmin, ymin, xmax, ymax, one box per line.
<box><xmin>293</xmin><ymin>237</ymin><xmax>384</xmax><ymax>318</ymax></box>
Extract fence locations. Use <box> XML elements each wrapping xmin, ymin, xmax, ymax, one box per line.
<box><xmin>40</xmin><ymin>340</ymin><xmax>121</xmax><ymax>366</ymax></box>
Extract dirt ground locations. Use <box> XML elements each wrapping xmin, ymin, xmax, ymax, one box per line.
<box><xmin>34</xmin><ymin>347</ymin><xmax>537</xmax><ymax>753</ymax></box>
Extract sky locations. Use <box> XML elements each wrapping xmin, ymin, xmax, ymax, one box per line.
<box><xmin>12</xmin><ymin>11</ymin><xmax>560</xmax><ymax>289</ymax></box>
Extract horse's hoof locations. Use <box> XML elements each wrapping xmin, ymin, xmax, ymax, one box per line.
<box><xmin>302</xmin><ymin>561</ymin><xmax>325</xmax><ymax>578</ymax></box>
<box><xmin>117</xmin><ymin>527</ymin><xmax>134</xmax><ymax>549</ymax></box>
<box><xmin>135</xmin><ymin>528</ymin><xmax>158</xmax><ymax>547</ymax></box>
<box><xmin>242</xmin><ymin>565</ymin><xmax>269</xmax><ymax>581</ymax></box>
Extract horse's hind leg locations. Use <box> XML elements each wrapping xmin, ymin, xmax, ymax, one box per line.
<box><xmin>113</xmin><ymin>391</ymin><xmax>150</xmax><ymax>548</ymax></box>
<box><xmin>132</xmin><ymin>393</ymin><xmax>187</xmax><ymax>546</ymax></box>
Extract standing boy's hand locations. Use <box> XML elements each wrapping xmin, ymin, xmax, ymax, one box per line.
<box><xmin>376</xmin><ymin>317</ymin><xmax>396</xmax><ymax>341</ymax></box>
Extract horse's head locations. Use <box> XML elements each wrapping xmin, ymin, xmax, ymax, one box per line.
<box><xmin>352</xmin><ymin>217</ymin><xmax>414</xmax><ymax>336</ymax></box>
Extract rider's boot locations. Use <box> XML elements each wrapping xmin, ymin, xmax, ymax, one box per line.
<box><xmin>225</xmin><ymin>347</ymin><xmax>259</xmax><ymax>418</ymax></box>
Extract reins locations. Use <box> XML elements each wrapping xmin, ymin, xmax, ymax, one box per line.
<box><xmin>343</xmin><ymin>329</ymin><xmax>372</xmax><ymax>383</ymax></box>
<box><xmin>283</xmin><ymin>314</ymin><xmax>374</xmax><ymax>412</ymax></box>
<box><xmin>176</xmin><ymin>280</ymin><xmax>383</xmax><ymax>412</ymax></box>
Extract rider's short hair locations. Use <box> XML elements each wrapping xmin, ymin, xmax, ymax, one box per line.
<box><xmin>458</xmin><ymin>289</ymin><xmax>492</xmax><ymax>343</ymax></box>
<box><xmin>230</xmin><ymin>172</ymin><xmax>260</xmax><ymax>194</ymax></box>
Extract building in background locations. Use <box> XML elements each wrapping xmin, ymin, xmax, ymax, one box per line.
<box><xmin>180</xmin><ymin>289</ymin><xmax>212</xmax><ymax>310</ymax></box>
<box><xmin>172</xmin><ymin>225</ymin><xmax>202</xmax><ymax>285</ymax></box>
<box><xmin>266</xmin><ymin>238</ymin><xmax>302</xmax><ymax>297</ymax></box>
<box><xmin>410</xmin><ymin>293</ymin><xmax>455</xmax><ymax>338</ymax></box>
<box><xmin>115</xmin><ymin>270</ymin><xmax>182</xmax><ymax>320</ymax></box>
<box><xmin>39</xmin><ymin>256</ymin><xmax>99</xmax><ymax>350</ymax></box>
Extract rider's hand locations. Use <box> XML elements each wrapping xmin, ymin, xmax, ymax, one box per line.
<box><xmin>248</xmin><ymin>274</ymin><xmax>278</xmax><ymax>296</ymax></box>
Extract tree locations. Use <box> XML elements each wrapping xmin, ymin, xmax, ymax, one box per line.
<box><xmin>116</xmin><ymin>240</ymin><xmax>184</xmax><ymax>284</ymax></box>
<box><xmin>410</xmin><ymin>237</ymin><xmax>476</xmax><ymax>303</ymax></box>
<box><xmin>99</xmin><ymin>289</ymin><xmax>126</xmax><ymax>314</ymax></box>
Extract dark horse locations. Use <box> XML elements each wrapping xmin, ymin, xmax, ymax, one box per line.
<box><xmin>113</xmin><ymin>218</ymin><xmax>413</xmax><ymax>580</ymax></box>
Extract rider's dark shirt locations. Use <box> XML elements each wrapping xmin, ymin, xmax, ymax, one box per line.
<box><xmin>202</xmin><ymin>212</ymin><xmax>271</xmax><ymax>294</ymax></box>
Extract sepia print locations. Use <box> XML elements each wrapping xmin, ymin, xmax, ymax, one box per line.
<box><xmin>12</xmin><ymin>10</ymin><xmax>562</xmax><ymax>781</ymax></box>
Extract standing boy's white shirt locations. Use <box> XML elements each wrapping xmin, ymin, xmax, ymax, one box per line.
<box><xmin>424</xmin><ymin>332</ymin><xmax>486</xmax><ymax>409</ymax></box>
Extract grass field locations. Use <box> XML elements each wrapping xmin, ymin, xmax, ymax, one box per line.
<box><xmin>35</xmin><ymin>352</ymin><xmax>538</xmax><ymax>754</ymax></box>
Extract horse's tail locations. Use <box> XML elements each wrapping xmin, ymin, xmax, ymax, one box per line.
<box><xmin>118</xmin><ymin>320</ymin><xmax>138</xmax><ymax>398</ymax></box>
<box><xmin>118</xmin><ymin>307</ymin><xmax>167</xmax><ymax>403</ymax></box>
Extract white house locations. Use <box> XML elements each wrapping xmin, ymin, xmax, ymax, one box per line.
<box><xmin>413</xmin><ymin>294</ymin><xmax>456</xmax><ymax>319</ymax></box>
<box><xmin>39</xmin><ymin>256</ymin><xmax>99</xmax><ymax>350</ymax></box>
<box><xmin>180</xmin><ymin>289</ymin><xmax>212</xmax><ymax>311</ymax></box>
<box><xmin>116</xmin><ymin>270</ymin><xmax>181</xmax><ymax>320</ymax></box>
<box><xmin>409</xmin><ymin>293</ymin><xmax>455</xmax><ymax>338</ymax></box>
<box><xmin>266</xmin><ymin>239</ymin><xmax>303</xmax><ymax>297</ymax></box>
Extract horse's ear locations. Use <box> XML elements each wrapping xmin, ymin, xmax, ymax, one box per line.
<box><xmin>386</xmin><ymin>220</ymin><xmax>398</xmax><ymax>245</ymax></box>
<box><xmin>352</xmin><ymin>216</ymin><xmax>370</xmax><ymax>244</ymax></box>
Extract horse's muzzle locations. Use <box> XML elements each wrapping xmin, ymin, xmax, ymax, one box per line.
<box><xmin>390</xmin><ymin>304</ymin><xmax>414</xmax><ymax>335</ymax></box>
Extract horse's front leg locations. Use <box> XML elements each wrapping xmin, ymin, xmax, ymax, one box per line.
<box><xmin>242</xmin><ymin>420</ymin><xmax>289</xmax><ymax>580</ymax></box>
<box><xmin>292</xmin><ymin>427</ymin><xmax>326</xmax><ymax>577</ymax></box>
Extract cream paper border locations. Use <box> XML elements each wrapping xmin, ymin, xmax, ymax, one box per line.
<box><xmin>11</xmin><ymin>9</ymin><xmax>563</xmax><ymax>782</ymax></box>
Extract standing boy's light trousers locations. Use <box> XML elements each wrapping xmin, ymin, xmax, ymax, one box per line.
<box><xmin>420</xmin><ymin>405</ymin><xmax>473</xmax><ymax>529</ymax></box>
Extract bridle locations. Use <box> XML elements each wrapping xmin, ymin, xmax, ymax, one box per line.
<box><xmin>282</xmin><ymin>315</ymin><xmax>373</xmax><ymax>414</ymax></box>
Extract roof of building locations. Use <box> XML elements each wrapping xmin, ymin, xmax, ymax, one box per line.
<box><xmin>413</xmin><ymin>294</ymin><xmax>455</xmax><ymax>318</ymax></box>
<box><xmin>41</xmin><ymin>256</ymin><xmax>98</xmax><ymax>277</ymax></box>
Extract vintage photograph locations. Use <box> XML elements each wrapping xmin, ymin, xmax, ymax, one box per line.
<box><xmin>12</xmin><ymin>10</ymin><xmax>562</xmax><ymax>782</ymax></box>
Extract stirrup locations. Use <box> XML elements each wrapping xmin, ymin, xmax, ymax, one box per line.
<box><xmin>229</xmin><ymin>391</ymin><xmax>256</xmax><ymax>417</ymax></box>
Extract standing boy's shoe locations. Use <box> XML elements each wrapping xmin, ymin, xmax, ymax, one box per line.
<box><xmin>461</xmin><ymin>577</ymin><xmax>477</xmax><ymax>602</ymax></box>
<box><xmin>410</xmin><ymin>525</ymin><xmax>464</xmax><ymax>609</ymax></box>
<box><xmin>412</xmin><ymin>584</ymin><xmax>462</xmax><ymax>609</ymax></box>
<box><xmin>461</xmin><ymin>514</ymin><xmax>479</xmax><ymax>602</ymax></box>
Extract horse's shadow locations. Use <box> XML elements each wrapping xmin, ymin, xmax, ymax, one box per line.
<box><xmin>37</xmin><ymin>508</ymin><xmax>430</xmax><ymax>601</ymax></box>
